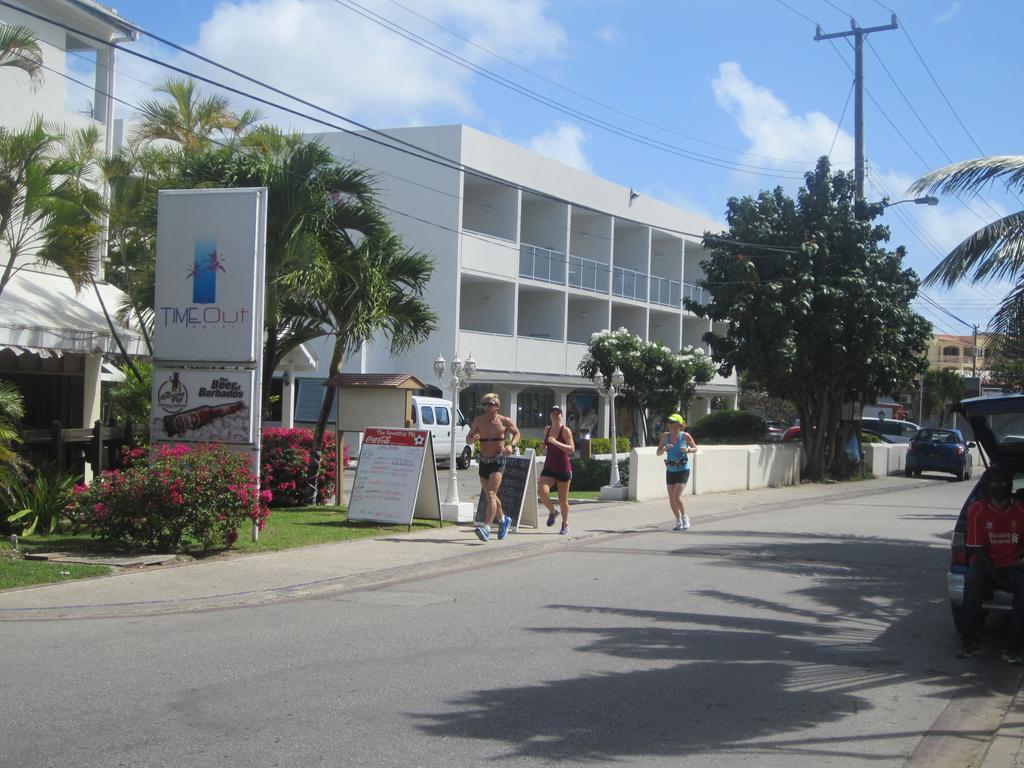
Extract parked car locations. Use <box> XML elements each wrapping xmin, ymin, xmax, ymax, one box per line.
<box><xmin>905</xmin><ymin>428</ymin><xmax>974</xmax><ymax>481</ymax></box>
<box><xmin>766</xmin><ymin>420</ymin><xmax>788</xmax><ymax>442</ymax></box>
<box><xmin>947</xmin><ymin>394</ymin><xmax>1024</xmax><ymax>632</ymax></box>
<box><xmin>858</xmin><ymin>417</ymin><xmax>920</xmax><ymax>443</ymax></box>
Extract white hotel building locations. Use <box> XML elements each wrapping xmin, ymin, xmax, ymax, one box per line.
<box><xmin>300</xmin><ymin>125</ymin><xmax>738</xmax><ymax>444</ymax></box>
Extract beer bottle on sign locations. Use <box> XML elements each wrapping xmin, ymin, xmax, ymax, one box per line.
<box><xmin>163</xmin><ymin>401</ymin><xmax>245</xmax><ymax>437</ymax></box>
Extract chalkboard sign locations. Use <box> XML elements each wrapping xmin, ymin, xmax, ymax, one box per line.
<box><xmin>348</xmin><ymin>427</ymin><xmax>441</xmax><ymax>529</ymax></box>
<box><xmin>474</xmin><ymin>448</ymin><xmax>538</xmax><ymax>530</ymax></box>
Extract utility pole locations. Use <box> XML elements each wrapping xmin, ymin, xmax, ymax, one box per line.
<box><xmin>972</xmin><ymin>324</ymin><xmax>979</xmax><ymax>380</ymax></box>
<box><xmin>815</xmin><ymin>15</ymin><xmax>898</xmax><ymax>201</ymax></box>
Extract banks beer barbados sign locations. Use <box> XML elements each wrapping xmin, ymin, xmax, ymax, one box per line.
<box><xmin>153</xmin><ymin>189</ymin><xmax>267</xmax><ymax>363</ymax></box>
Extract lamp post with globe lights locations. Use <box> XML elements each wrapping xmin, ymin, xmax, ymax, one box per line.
<box><xmin>593</xmin><ymin>366</ymin><xmax>628</xmax><ymax>500</ymax></box>
<box><xmin>434</xmin><ymin>351</ymin><xmax>476</xmax><ymax>520</ymax></box>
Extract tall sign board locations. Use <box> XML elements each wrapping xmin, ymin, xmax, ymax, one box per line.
<box><xmin>474</xmin><ymin>449</ymin><xmax>538</xmax><ymax>530</ymax></box>
<box><xmin>152</xmin><ymin>189</ymin><xmax>267</xmax><ymax>480</ymax></box>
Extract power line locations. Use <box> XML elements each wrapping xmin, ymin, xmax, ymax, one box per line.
<box><xmin>328</xmin><ymin>0</ymin><xmax>804</xmax><ymax>179</ymax></box>
<box><xmin>380</xmin><ymin>0</ymin><xmax>821</xmax><ymax>168</ymax></box>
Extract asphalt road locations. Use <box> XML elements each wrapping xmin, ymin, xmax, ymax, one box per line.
<box><xmin>4</xmin><ymin>479</ymin><xmax>1018</xmax><ymax>767</ymax></box>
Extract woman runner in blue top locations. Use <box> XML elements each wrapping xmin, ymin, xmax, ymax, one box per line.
<box><xmin>656</xmin><ymin>413</ymin><xmax>698</xmax><ymax>530</ymax></box>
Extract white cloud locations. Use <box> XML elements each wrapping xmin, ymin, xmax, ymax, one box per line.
<box><xmin>523</xmin><ymin>123</ymin><xmax>593</xmax><ymax>172</ymax></box>
<box><xmin>595</xmin><ymin>25</ymin><xmax>619</xmax><ymax>44</ymax></box>
<box><xmin>936</xmin><ymin>2</ymin><xmax>964</xmax><ymax>23</ymax></box>
<box><xmin>711</xmin><ymin>61</ymin><xmax>854</xmax><ymax>172</ymax></box>
<box><xmin>117</xmin><ymin>0</ymin><xmax>566</xmax><ymax>129</ymax></box>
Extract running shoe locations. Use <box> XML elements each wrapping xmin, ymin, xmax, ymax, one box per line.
<box><xmin>956</xmin><ymin>641</ymin><xmax>981</xmax><ymax>658</ymax></box>
<box><xmin>498</xmin><ymin>515</ymin><xmax>512</xmax><ymax>539</ymax></box>
<box><xmin>559</xmin><ymin>524</ymin><xmax>569</xmax><ymax>535</ymax></box>
<box><xmin>546</xmin><ymin>511</ymin><xmax>557</xmax><ymax>527</ymax></box>
<box><xmin>672</xmin><ymin>519</ymin><xmax>684</xmax><ymax>531</ymax></box>
<box><xmin>475</xmin><ymin>525</ymin><xmax>490</xmax><ymax>542</ymax></box>
<box><xmin>681</xmin><ymin>515</ymin><xmax>691</xmax><ymax>531</ymax></box>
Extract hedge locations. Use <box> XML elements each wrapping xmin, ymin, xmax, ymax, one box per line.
<box><xmin>688</xmin><ymin>410</ymin><xmax>767</xmax><ymax>444</ymax></box>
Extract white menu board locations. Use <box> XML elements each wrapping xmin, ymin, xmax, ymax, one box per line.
<box><xmin>347</xmin><ymin>428</ymin><xmax>441</xmax><ymax>528</ymax></box>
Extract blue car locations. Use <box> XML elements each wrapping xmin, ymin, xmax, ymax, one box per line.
<box><xmin>905</xmin><ymin>428</ymin><xmax>974</xmax><ymax>481</ymax></box>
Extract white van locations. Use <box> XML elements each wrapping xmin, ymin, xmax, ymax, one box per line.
<box><xmin>410</xmin><ymin>396</ymin><xmax>472</xmax><ymax>468</ymax></box>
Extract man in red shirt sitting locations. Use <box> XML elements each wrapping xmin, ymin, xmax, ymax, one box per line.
<box><xmin>959</xmin><ymin>468</ymin><xmax>1024</xmax><ymax>662</ymax></box>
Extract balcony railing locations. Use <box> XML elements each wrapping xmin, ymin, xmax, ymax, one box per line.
<box><xmin>612</xmin><ymin>266</ymin><xmax>647</xmax><ymax>302</ymax></box>
<box><xmin>519</xmin><ymin>243</ymin><xmax>566</xmax><ymax>285</ymax></box>
<box><xmin>682</xmin><ymin>281</ymin><xmax>708</xmax><ymax>307</ymax></box>
<box><xmin>568</xmin><ymin>255</ymin><xmax>609</xmax><ymax>294</ymax></box>
<box><xmin>649</xmin><ymin>275</ymin><xmax>681</xmax><ymax>307</ymax></box>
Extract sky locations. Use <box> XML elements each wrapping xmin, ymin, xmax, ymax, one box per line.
<box><xmin>89</xmin><ymin>0</ymin><xmax>1024</xmax><ymax>335</ymax></box>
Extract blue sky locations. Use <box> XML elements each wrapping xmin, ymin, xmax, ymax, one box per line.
<box><xmin>100</xmin><ymin>0</ymin><xmax>1023</xmax><ymax>335</ymax></box>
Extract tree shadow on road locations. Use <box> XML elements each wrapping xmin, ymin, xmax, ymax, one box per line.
<box><xmin>411</xmin><ymin>530</ymin><xmax>1012</xmax><ymax>763</ymax></box>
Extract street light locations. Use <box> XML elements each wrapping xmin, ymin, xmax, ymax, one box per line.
<box><xmin>434</xmin><ymin>351</ymin><xmax>476</xmax><ymax>516</ymax></box>
<box><xmin>593</xmin><ymin>366</ymin><xmax>625</xmax><ymax>492</ymax></box>
<box><xmin>883</xmin><ymin>196</ymin><xmax>939</xmax><ymax>208</ymax></box>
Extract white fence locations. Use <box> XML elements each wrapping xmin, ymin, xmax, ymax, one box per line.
<box><xmin>625</xmin><ymin>441</ymin><xmax>979</xmax><ymax>502</ymax></box>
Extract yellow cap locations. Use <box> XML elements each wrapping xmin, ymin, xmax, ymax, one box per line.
<box><xmin>668</xmin><ymin>413</ymin><xmax>685</xmax><ymax>425</ymax></box>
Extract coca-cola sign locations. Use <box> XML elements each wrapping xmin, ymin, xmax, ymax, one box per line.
<box><xmin>151</xmin><ymin>368</ymin><xmax>257</xmax><ymax>445</ymax></box>
<box><xmin>154</xmin><ymin>189</ymin><xmax>267</xmax><ymax>363</ymax></box>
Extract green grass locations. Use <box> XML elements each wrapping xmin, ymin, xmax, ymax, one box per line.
<box><xmin>230</xmin><ymin>505</ymin><xmax>445</xmax><ymax>553</ymax></box>
<box><xmin>0</xmin><ymin>551</ymin><xmax>111</xmax><ymax>590</ymax></box>
<box><xmin>568</xmin><ymin>491</ymin><xmax>599</xmax><ymax>500</ymax></box>
<box><xmin>0</xmin><ymin>504</ymin><xmax>447</xmax><ymax>590</ymax></box>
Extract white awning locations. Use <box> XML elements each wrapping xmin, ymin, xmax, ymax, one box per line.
<box><xmin>0</xmin><ymin>268</ymin><xmax>147</xmax><ymax>357</ymax></box>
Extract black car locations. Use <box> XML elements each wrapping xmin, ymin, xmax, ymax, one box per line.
<box><xmin>947</xmin><ymin>394</ymin><xmax>1024</xmax><ymax>631</ymax></box>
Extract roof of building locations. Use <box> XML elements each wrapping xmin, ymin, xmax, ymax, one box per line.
<box><xmin>0</xmin><ymin>268</ymin><xmax>146</xmax><ymax>357</ymax></box>
<box><xmin>324</xmin><ymin>373</ymin><xmax>427</xmax><ymax>390</ymax></box>
<box><xmin>64</xmin><ymin>0</ymin><xmax>142</xmax><ymax>37</ymax></box>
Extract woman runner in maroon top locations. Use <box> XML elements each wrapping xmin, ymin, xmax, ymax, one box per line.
<box><xmin>539</xmin><ymin>405</ymin><xmax>575</xmax><ymax>535</ymax></box>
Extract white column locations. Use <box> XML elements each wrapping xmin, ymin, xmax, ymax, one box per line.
<box><xmin>281</xmin><ymin>370</ymin><xmax>295</xmax><ymax>428</ymax></box>
<box><xmin>82</xmin><ymin>353</ymin><xmax>103</xmax><ymax>483</ymax></box>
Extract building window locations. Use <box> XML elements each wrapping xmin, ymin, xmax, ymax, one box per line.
<box><xmin>515</xmin><ymin>388</ymin><xmax>554</xmax><ymax>429</ymax></box>
<box><xmin>942</xmin><ymin>346</ymin><xmax>960</xmax><ymax>358</ymax></box>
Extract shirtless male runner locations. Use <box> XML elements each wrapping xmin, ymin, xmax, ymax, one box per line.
<box><xmin>466</xmin><ymin>392</ymin><xmax>520</xmax><ymax>542</ymax></box>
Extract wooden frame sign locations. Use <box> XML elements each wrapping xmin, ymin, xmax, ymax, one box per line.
<box><xmin>474</xmin><ymin>448</ymin><xmax>538</xmax><ymax>530</ymax></box>
<box><xmin>347</xmin><ymin>427</ymin><xmax>441</xmax><ymax>530</ymax></box>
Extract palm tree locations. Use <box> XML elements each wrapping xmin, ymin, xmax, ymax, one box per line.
<box><xmin>0</xmin><ymin>380</ymin><xmax>27</xmax><ymax>510</ymax></box>
<box><xmin>0</xmin><ymin>23</ymin><xmax>43</xmax><ymax>90</ymax></box>
<box><xmin>296</xmin><ymin>226</ymin><xmax>437</xmax><ymax>503</ymax></box>
<box><xmin>910</xmin><ymin>157</ymin><xmax>1024</xmax><ymax>335</ymax></box>
<box><xmin>0</xmin><ymin>118</ymin><xmax>105</xmax><ymax>299</ymax></box>
<box><xmin>132</xmin><ymin>78</ymin><xmax>263</xmax><ymax>150</ymax></box>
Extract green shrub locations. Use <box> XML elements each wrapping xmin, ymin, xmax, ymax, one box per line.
<box><xmin>3</xmin><ymin>463</ymin><xmax>78</xmax><ymax>536</ymax></box>
<box><xmin>860</xmin><ymin>431</ymin><xmax>882</xmax><ymax>444</ymax></box>
<box><xmin>589</xmin><ymin>436</ymin><xmax>631</xmax><ymax>455</ymax></box>
<box><xmin>69</xmin><ymin>443</ymin><xmax>271</xmax><ymax>552</ymax></box>
<box><xmin>519</xmin><ymin>437</ymin><xmax>543</xmax><ymax>454</ymax></box>
<box><xmin>689</xmin><ymin>410</ymin><xmax>767</xmax><ymax>444</ymax></box>
<box><xmin>569</xmin><ymin>457</ymin><xmax>630</xmax><ymax>491</ymax></box>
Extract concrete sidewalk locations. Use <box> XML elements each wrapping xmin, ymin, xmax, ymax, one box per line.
<box><xmin>0</xmin><ymin>476</ymin><xmax>914</xmax><ymax>621</ymax></box>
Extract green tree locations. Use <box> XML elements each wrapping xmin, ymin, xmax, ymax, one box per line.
<box><xmin>132</xmin><ymin>78</ymin><xmax>263</xmax><ymax>151</ymax></box>
<box><xmin>0</xmin><ymin>118</ymin><xmax>105</xmax><ymax>299</ymax></box>
<box><xmin>909</xmin><ymin>156</ymin><xmax>1024</xmax><ymax>336</ymax></box>
<box><xmin>920</xmin><ymin>368</ymin><xmax>966</xmax><ymax>425</ymax></box>
<box><xmin>0</xmin><ymin>23</ymin><xmax>42</xmax><ymax>88</ymax></box>
<box><xmin>692</xmin><ymin>157</ymin><xmax>931</xmax><ymax>480</ymax></box>
<box><xmin>296</xmin><ymin>227</ymin><xmax>438</xmax><ymax>502</ymax></box>
<box><xmin>0</xmin><ymin>380</ymin><xmax>26</xmax><ymax>515</ymax></box>
<box><xmin>577</xmin><ymin>327</ymin><xmax>715</xmax><ymax>446</ymax></box>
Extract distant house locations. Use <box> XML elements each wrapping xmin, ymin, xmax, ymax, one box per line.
<box><xmin>0</xmin><ymin>2</ymin><xmax>144</xmax><ymax>439</ymax></box>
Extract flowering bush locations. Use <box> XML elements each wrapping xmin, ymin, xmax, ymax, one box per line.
<box><xmin>260</xmin><ymin>428</ymin><xmax>342</xmax><ymax>507</ymax></box>
<box><xmin>69</xmin><ymin>443</ymin><xmax>271</xmax><ymax>552</ymax></box>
